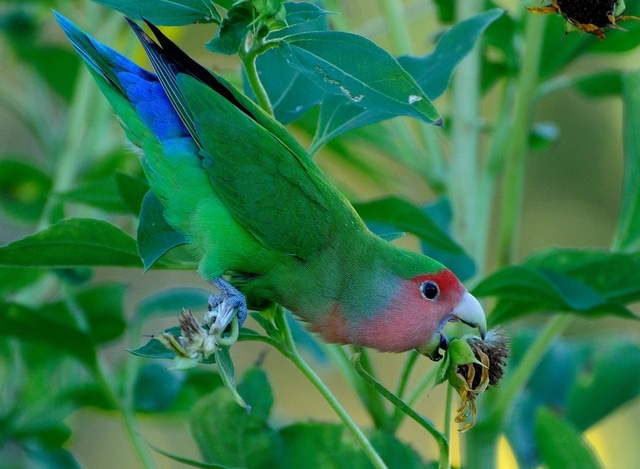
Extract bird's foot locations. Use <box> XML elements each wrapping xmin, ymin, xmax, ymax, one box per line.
<box><xmin>207</xmin><ymin>278</ymin><xmax>248</xmax><ymax>332</ymax></box>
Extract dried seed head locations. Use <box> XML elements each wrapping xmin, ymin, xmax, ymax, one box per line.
<box><xmin>527</xmin><ymin>0</ymin><xmax>640</xmax><ymax>39</ymax></box>
<box><xmin>438</xmin><ymin>327</ymin><xmax>510</xmax><ymax>431</ymax></box>
<box><xmin>154</xmin><ymin>303</ymin><xmax>240</xmax><ymax>370</ymax></box>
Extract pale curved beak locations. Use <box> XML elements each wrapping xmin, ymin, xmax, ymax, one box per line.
<box><xmin>417</xmin><ymin>291</ymin><xmax>487</xmax><ymax>361</ymax></box>
<box><xmin>452</xmin><ymin>290</ymin><xmax>487</xmax><ymax>339</ymax></box>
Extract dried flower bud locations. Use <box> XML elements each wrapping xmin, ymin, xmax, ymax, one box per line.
<box><xmin>155</xmin><ymin>302</ymin><xmax>240</xmax><ymax>370</ymax></box>
<box><xmin>437</xmin><ymin>327</ymin><xmax>509</xmax><ymax>431</ymax></box>
<box><xmin>527</xmin><ymin>0</ymin><xmax>639</xmax><ymax>40</ymax></box>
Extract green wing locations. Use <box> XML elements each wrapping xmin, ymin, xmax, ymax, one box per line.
<box><xmin>180</xmin><ymin>74</ymin><xmax>362</xmax><ymax>258</ymax></box>
<box><xmin>132</xmin><ymin>21</ymin><xmax>365</xmax><ymax>259</ymax></box>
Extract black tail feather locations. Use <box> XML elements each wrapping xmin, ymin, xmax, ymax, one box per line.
<box><xmin>125</xmin><ymin>18</ymin><xmax>255</xmax><ymax>143</ymax></box>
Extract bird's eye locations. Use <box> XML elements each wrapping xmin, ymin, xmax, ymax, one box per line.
<box><xmin>419</xmin><ymin>280</ymin><xmax>439</xmax><ymax>300</ymax></box>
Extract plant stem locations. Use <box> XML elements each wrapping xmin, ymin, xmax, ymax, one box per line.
<box><xmin>390</xmin><ymin>361</ymin><xmax>438</xmax><ymax>430</ymax></box>
<box><xmin>497</xmin><ymin>12</ymin><xmax>546</xmax><ymax>267</ymax></box>
<box><xmin>241</xmin><ymin>41</ymin><xmax>278</xmax><ymax>116</ymax></box>
<box><xmin>444</xmin><ymin>385</ymin><xmax>454</xmax><ymax>469</ymax></box>
<box><xmin>351</xmin><ymin>347</ymin><xmax>389</xmax><ymax>429</ymax></box>
<box><xmin>377</xmin><ymin>0</ymin><xmax>446</xmax><ymax>191</ymax></box>
<box><xmin>377</xmin><ymin>0</ymin><xmax>413</xmax><ymax>55</ymax></box>
<box><xmin>273</xmin><ymin>309</ymin><xmax>387</xmax><ymax>469</ymax></box>
<box><xmin>450</xmin><ymin>0</ymin><xmax>483</xmax><ymax>258</ymax></box>
<box><xmin>353</xmin><ymin>352</ymin><xmax>450</xmax><ymax>469</ymax></box>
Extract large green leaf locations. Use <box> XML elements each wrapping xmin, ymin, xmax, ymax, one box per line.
<box><xmin>571</xmin><ymin>71</ymin><xmax>623</xmax><ymax>98</ymax></box>
<box><xmin>0</xmin><ymin>267</ymin><xmax>44</xmax><ymax>296</ymax></box>
<box><xmin>474</xmin><ymin>248</ymin><xmax>640</xmax><ymax>323</ymax></box>
<box><xmin>278</xmin><ymin>423</ymin><xmax>429</xmax><ymax>469</ymax></box>
<box><xmin>90</xmin><ymin>0</ymin><xmax>221</xmax><ymax>25</ymax></box>
<box><xmin>0</xmin><ymin>218</ymin><xmax>141</xmax><ymax>268</ymax></box>
<box><xmin>309</xmin><ymin>10</ymin><xmax>501</xmax><ymax>150</ymax></box>
<box><xmin>525</xmin><ymin>248</ymin><xmax>640</xmax><ymax>303</ymax></box>
<box><xmin>279</xmin><ymin>31</ymin><xmax>440</xmax><ymax>124</ymax></box>
<box><xmin>74</xmin><ymin>283</ymin><xmax>127</xmax><ymax>344</ymax></box>
<box><xmin>614</xmin><ymin>69</ymin><xmax>640</xmax><ymax>251</ymax></box>
<box><xmin>133</xmin><ymin>363</ymin><xmax>184</xmax><ymax>413</ymax></box>
<box><xmin>137</xmin><ymin>191</ymin><xmax>187</xmax><ymax>271</ymax></box>
<box><xmin>535</xmin><ymin>408</ymin><xmax>602</xmax><ymax>469</ymax></box>
<box><xmin>60</xmin><ymin>176</ymin><xmax>129</xmax><ymax>213</ymax></box>
<box><xmin>0</xmin><ymin>301</ymin><xmax>97</xmax><ymax>369</ymax></box>
<box><xmin>191</xmin><ymin>367</ymin><xmax>279</xmax><ymax>468</ymax></box>
<box><xmin>114</xmin><ymin>171</ymin><xmax>149</xmax><ymax>216</ymax></box>
<box><xmin>398</xmin><ymin>9</ymin><xmax>503</xmax><ymax>100</ymax></box>
<box><xmin>353</xmin><ymin>196</ymin><xmax>475</xmax><ymax>280</ymax></box>
<box><xmin>248</xmin><ymin>2</ymin><xmax>330</xmax><ymax>124</ymax></box>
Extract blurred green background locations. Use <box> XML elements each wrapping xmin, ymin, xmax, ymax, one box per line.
<box><xmin>1</xmin><ymin>0</ymin><xmax>640</xmax><ymax>467</ymax></box>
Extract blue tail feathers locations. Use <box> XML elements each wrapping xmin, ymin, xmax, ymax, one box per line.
<box><xmin>54</xmin><ymin>11</ymin><xmax>188</xmax><ymax>142</ymax></box>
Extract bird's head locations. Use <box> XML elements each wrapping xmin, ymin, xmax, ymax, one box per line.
<box><xmin>348</xmin><ymin>268</ymin><xmax>486</xmax><ymax>358</ymax></box>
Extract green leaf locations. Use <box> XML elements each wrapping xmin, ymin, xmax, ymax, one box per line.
<box><xmin>58</xmin><ymin>383</ymin><xmax>114</xmax><ymax>411</ymax></box>
<box><xmin>353</xmin><ymin>196</ymin><xmax>470</xmax><ymax>256</ymax></box>
<box><xmin>130</xmin><ymin>331</ymin><xmax>180</xmax><ymax>361</ymax></box>
<box><xmin>0</xmin><ymin>159</ymin><xmax>51</xmax><ymax>223</ymax></box>
<box><xmin>398</xmin><ymin>9</ymin><xmax>503</xmax><ymax>100</ymax></box>
<box><xmin>525</xmin><ymin>248</ymin><xmax>640</xmax><ymax>304</ymax></box>
<box><xmin>535</xmin><ymin>407</ymin><xmax>602</xmax><ymax>469</ymax></box>
<box><xmin>614</xmin><ymin>69</ymin><xmax>640</xmax><ymax>251</ymax></box>
<box><xmin>137</xmin><ymin>191</ymin><xmax>187</xmax><ymax>271</ymax></box>
<box><xmin>307</xmin><ymin>11</ymin><xmax>500</xmax><ymax>149</ymax></box>
<box><xmin>205</xmin><ymin>3</ymin><xmax>252</xmax><ymax>54</ymax></box>
<box><xmin>133</xmin><ymin>363</ymin><xmax>183</xmax><ymax>412</ymax></box>
<box><xmin>114</xmin><ymin>171</ymin><xmax>149</xmax><ymax>216</ymax></box>
<box><xmin>566</xmin><ymin>341</ymin><xmax>640</xmax><ymax>431</ymax></box>
<box><xmin>279</xmin><ymin>31</ymin><xmax>440</xmax><ymax>123</ymax></box>
<box><xmin>0</xmin><ymin>267</ymin><xmax>44</xmax><ymax>296</ymax></box>
<box><xmin>74</xmin><ymin>283</ymin><xmax>127</xmax><ymax>344</ymax></box>
<box><xmin>434</xmin><ymin>0</ymin><xmax>455</xmax><ymax>23</ymax></box>
<box><xmin>475</xmin><ymin>248</ymin><xmax>640</xmax><ymax>323</ymax></box>
<box><xmin>28</xmin><ymin>448</ymin><xmax>81</xmax><ymax>469</ymax></box>
<box><xmin>146</xmin><ymin>442</ymin><xmax>229</xmax><ymax>468</ymax></box>
<box><xmin>214</xmin><ymin>346</ymin><xmax>248</xmax><ymax>411</ymax></box>
<box><xmin>0</xmin><ymin>218</ymin><xmax>141</xmax><ymax>268</ymax></box>
<box><xmin>280</xmin><ymin>1</ymin><xmax>333</xmax><ymax>26</ymax></box>
<box><xmin>422</xmin><ymin>197</ymin><xmax>476</xmax><ymax>281</ymax></box>
<box><xmin>278</xmin><ymin>423</ymin><xmax>428</xmax><ymax>469</ymax></box>
<box><xmin>481</xmin><ymin>7</ymin><xmax>518</xmax><ymax>92</ymax></box>
<box><xmin>247</xmin><ymin>2</ymin><xmax>330</xmax><ymax>124</ymax></box>
<box><xmin>191</xmin><ymin>367</ymin><xmax>279</xmax><ymax>468</ymax></box>
<box><xmin>91</xmin><ymin>0</ymin><xmax>221</xmax><ymax>25</ymax></box>
<box><xmin>129</xmin><ymin>326</ymin><xmax>217</xmax><ymax>365</ymax></box>
<box><xmin>168</xmin><ymin>369</ymin><xmax>224</xmax><ymax>414</ymax></box>
<box><xmin>572</xmin><ymin>71</ymin><xmax>623</xmax><ymax>98</ymax></box>
<box><xmin>11</xmin><ymin>44</ymin><xmax>80</xmax><ymax>102</ymax></box>
<box><xmin>0</xmin><ymin>301</ymin><xmax>97</xmax><ymax>369</ymax></box>
<box><xmin>60</xmin><ymin>177</ymin><xmax>128</xmax><ymax>213</ymax></box>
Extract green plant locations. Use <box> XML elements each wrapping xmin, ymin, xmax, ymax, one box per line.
<box><xmin>1</xmin><ymin>0</ymin><xmax>640</xmax><ymax>468</ymax></box>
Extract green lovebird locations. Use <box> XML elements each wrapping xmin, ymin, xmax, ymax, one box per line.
<box><xmin>56</xmin><ymin>13</ymin><xmax>486</xmax><ymax>357</ymax></box>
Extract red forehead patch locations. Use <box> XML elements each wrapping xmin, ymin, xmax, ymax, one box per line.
<box><xmin>412</xmin><ymin>269</ymin><xmax>462</xmax><ymax>293</ymax></box>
